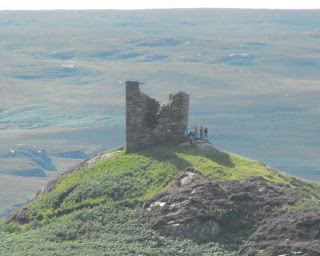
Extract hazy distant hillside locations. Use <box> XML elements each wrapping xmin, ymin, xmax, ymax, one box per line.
<box><xmin>0</xmin><ymin>9</ymin><xmax>320</xmax><ymax>216</ymax></box>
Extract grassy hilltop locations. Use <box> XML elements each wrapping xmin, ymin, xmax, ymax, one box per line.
<box><xmin>1</xmin><ymin>142</ymin><xmax>320</xmax><ymax>255</ymax></box>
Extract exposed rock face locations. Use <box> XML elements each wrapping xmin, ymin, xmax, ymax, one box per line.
<box><xmin>144</xmin><ymin>167</ymin><xmax>320</xmax><ymax>254</ymax></box>
<box><xmin>87</xmin><ymin>151</ymin><xmax>121</xmax><ymax>165</ymax></box>
<box><xmin>125</xmin><ymin>81</ymin><xmax>189</xmax><ymax>153</ymax></box>
<box><xmin>245</xmin><ymin>209</ymin><xmax>320</xmax><ymax>256</ymax></box>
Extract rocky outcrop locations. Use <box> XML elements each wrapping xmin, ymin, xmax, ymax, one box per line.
<box><xmin>144</xmin><ymin>167</ymin><xmax>320</xmax><ymax>254</ymax></box>
<box><xmin>87</xmin><ymin>151</ymin><xmax>121</xmax><ymax>165</ymax></box>
<box><xmin>244</xmin><ymin>209</ymin><xmax>320</xmax><ymax>255</ymax></box>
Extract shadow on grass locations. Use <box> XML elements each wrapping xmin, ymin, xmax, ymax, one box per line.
<box><xmin>177</xmin><ymin>144</ymin><xmax>235</xmax><ymax>168</ymax></box>
<box><xmin>137</xmin><ymin>142</ymin><xmax>234</xmax><ymax>170</ymax></box>
<box><xmin>138</xmin><ymin>147</ymin><xmax>192</xmax><ymax>170</ymax></box>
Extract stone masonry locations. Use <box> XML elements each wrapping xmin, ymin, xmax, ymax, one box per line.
<box><xmin>126</xmin><ymin>81</ymin><xmax>190</xmax><ymax>153</ymax></box>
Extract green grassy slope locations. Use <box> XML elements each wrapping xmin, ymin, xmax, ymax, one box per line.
<box><xmin>1</xmin><ymin>143</ymin><xmax>319</xmax><ymax>255</ymax></box>
<box><xmin>12</xmin><ymin>145</ymin><xmax>289</xmax><ymax>218</ymax></box>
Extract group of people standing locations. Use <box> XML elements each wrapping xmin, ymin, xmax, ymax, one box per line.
<box><xmin>185</xmin><ymin>125</ymin><xmax>208</xmax><ymax>142</ymax></box>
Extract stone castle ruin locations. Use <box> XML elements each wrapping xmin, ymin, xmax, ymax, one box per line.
<box><xmin>126</xmin><ymin>81</ymin><xmax>190</xmax><ymax>153</ymax></box>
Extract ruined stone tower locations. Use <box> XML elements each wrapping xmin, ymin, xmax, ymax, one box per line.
<box><xmin>126</xmin><ymin>81</ymin><xmax>190</xmax><ymax>153</ymax></box>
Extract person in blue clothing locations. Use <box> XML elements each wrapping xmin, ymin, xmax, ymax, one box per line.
<box><xmin>184</xmin><ymin>127</ymin><xmax>188</xmax><ymax>136</ymax></box>
<box><xmin>185</xmin><ymin>127</ymin><xmax>194</xmax><ymax>145</ymax></box>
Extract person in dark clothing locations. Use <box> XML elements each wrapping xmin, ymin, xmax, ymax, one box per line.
<box><xmin>200</xmin><ymin>126</ymin><xmax>204</xmax><ymax>140</ymax></box>
<box><xmin>204</xmin><ymin>127</ymin><xmax>208</xmax><ymax>139</ymax></box>
<box><xmin>189</xmin><ymin>131</ymin><xmax>194</xmax><ymax>145</ymax></box>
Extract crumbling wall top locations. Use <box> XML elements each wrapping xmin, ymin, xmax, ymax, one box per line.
<box><xmin>125</xmin><ymin>81</ymin><xmax>189</xmax><ymax>153</ymax></box>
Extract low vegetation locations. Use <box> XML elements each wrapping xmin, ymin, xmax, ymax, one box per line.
<box><xmin>20</xmin><ymin>144</ymin><xmax>288</xmax><ymax>218</ymax></box>
<box><xmin>1</xmin><ymin>143</ymin><xmax>320</xmax><ymax>255</ymax></box>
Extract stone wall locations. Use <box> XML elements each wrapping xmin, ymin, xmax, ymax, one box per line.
<box><xmin>126</xmin><ymin>81</ymin><xmax>189</xmax><ymax>153</ymax></box>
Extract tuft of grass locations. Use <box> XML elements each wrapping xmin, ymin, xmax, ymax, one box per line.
<box><xmin>277</xmin><ymin>199</ymin><xmax>308</xmax><ymax>211</ymax></box>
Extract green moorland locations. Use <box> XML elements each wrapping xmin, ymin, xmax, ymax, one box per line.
<box><xmin>1</xmin><ymin>143</ymin><xmax>320</xmax><ymax>255</ymax></box>
<box><xmin>1</xmin><ymin>8</ymin><xmax>320</xmax><ymax>217</ymax></box>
